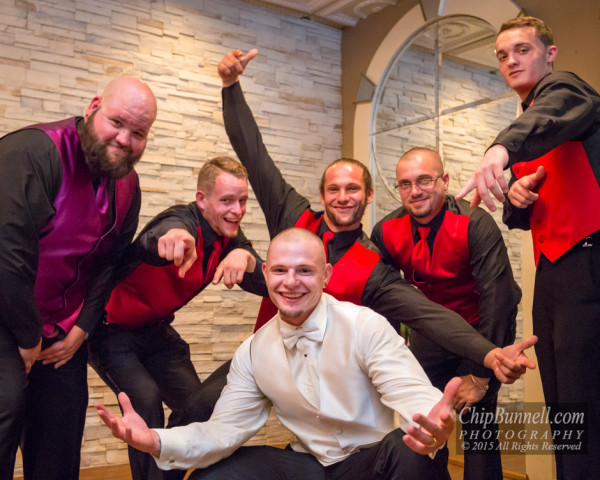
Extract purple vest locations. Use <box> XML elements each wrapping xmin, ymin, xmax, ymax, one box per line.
<box><xmin>28</xmin><ymin>117</ymin><xmax>137</xmax><ymax>337</ymax></box>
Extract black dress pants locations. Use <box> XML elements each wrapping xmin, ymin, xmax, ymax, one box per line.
<box><xmin>0</xmin><ymin>327</ymin><xmax>88</xmax><ymax>480</ymax></box>
<box><xmin>409</xmin><ymin>330</ymin><xmax>504</xmax><ymax>480</ymax></box>
<box><xmin>188</xmin><ymin>428</ymin><xmax>450</xmax><ymax>480</ymax></box>
<box><xmin>532</xmin><ymin>242</ymin><xmax>600</xmax><ymax>480</ymax></box>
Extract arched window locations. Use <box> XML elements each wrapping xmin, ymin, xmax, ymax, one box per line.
<box><xmin>370</xmin><ymin>15</ymin><xmax>519</xmax><ymax>220</ymax></box>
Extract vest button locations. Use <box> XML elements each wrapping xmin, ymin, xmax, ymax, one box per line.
<box><xmin>539</xmin><ymin>235</ymin><xmax>545</xmax><ymax>243</ymax></box>
<box><xmin>535</xmin><ymin>217</ymin><xmax>542</xmax><ymax>225</ymax></box>
<box><xmin>514</xmin><ymin>166</ymin><xmax>520</xmax><ymax>175</ymax></box>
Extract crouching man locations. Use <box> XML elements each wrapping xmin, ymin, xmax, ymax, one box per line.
<box><xmin>96</xmin><ymin>228</ymin><xmax>461</xmax><ymax>480</ymax></box>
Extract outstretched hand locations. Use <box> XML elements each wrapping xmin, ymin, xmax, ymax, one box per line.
<box><xmin>484</xmin><ymin>335</ymin><xmax>538</xmax><ymax>384</ymax></box>
<box><xmin>455</xmin><ymin>144</ymin><xmax>510</xmax><ymax>211</ymax></box>
<box><xmin>212</xmin><ymin>248</ymin><xmax>257</xmax><ymax>288</ymax></box>
<box><xmin>403</xmin><ymin>377</ymin><xmax>461</xmax><ymax>455</ymax></box>
<box><xmin>158</xmin><ymin>228</ymin><xmax>197</xmax><ymax>278</ymax></box>
<box><xmin>95</xmin><ymin>392</ymin><xmax>161</xmax><ymax>456</ymax></box>
<box><xmin>508</xmin><ymin>166</ymin><xmax>545</xmax><ymax>208</ymax></box>
<box><xmin>218</xmin><ymin>49</ymin><xmax>259</xmax><ymax>87</ymax></box>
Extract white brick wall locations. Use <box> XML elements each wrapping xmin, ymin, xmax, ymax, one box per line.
<box><xmin>1</xmin><ymin>0</ymin><xmax>341</xmax><ymax>474</ymax></box>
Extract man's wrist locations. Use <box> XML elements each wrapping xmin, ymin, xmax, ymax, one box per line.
<box><xmin>483</xmin><ymin>347</ymin><xmax>500</xmax><ymax>369</ymax></box>
<box><xmin>151</xmin><ymin>430</ymin><xmax>162</xmax><ymax>458</ymax></box>
<box><xmin>222</xmin><ymin>79</ymin><xmax>239</xmax><ymax>88</ymax></box>
<box><xmin>469</xmin><ymin>374</ymin><xmax>490</xmax><ymax>392</ymax></box>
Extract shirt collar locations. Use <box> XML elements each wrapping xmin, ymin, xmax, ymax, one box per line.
<box><xmin>522</xmin><ymin>72</ymin><xmax>552</xmax><ymax>110</ymax></box>
<box><xmin>317</xmin><ymin>221</ymin><xmax>363</xmax><ymax>251</ymax></box>
<box><xmin>409</xmin><ymin>200</ymin><xmax>448</xmax><ymax>238</ymax></box>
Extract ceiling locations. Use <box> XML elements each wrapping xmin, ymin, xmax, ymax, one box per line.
<box><xmin>239</xmin><ymin>1</ymin><xmax>499</xmax><ymax>70</ymax></box>
<box><xmin>237</xmin><ymin>0</ymin><xmax>398</xmax><ymax>28</ymax></box>
<box><xmin>411</xmin><ymin>16</ymin><xmax>499</xmax><ymax>72</ymax></box>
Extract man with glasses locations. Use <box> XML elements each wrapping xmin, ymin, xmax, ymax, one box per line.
<box><xmin>371</xmin><ymin>147</ymin><xmax>521</xmax><ymax>480</ymax></box>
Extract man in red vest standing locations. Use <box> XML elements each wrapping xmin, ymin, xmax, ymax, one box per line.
<box><xmin>0</xmin><ymin>77</ymin><xmax>157</xmax><ymax>480</ymax></box>
<box><xmin>456</xmin><ymin>16</ymin><xmax>600</xmax><ymax>480</ymax></box>
<box><xmin>371</xmin><ymin>147</ymin><xmax>521</xmax><ymax>480</ymax></box>
<box><xmin>88</xmin><ymin>156</ymin><xmax>265</xmax><ymax>480</ymax></box>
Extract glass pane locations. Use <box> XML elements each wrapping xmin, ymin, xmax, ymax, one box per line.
<box><xmin>371</xmin><ymin>15</ymin><xmax>519</xmax><ymax>214</ymax></box>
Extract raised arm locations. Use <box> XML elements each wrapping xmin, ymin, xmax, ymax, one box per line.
<box><xmin>218</xmin><ymin>48</ymin><xmax>258</xmax><ymax>88</ymax></box>
<box><xmin>220</xmin><ymin>50</ymin><xmax>310</xmax><ymax>236</ymax></box>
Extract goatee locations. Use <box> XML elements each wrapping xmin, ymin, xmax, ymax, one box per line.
<box><xmin>79</xmin><ymin>114</ymin><xmax>141</xmax><ymax>179</ymax></box>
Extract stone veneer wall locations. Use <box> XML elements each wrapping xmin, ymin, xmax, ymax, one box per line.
<box><xmin>1</xmin><ymin>0</ymin><xmax>342</xmax><ymax>474</ymax></box>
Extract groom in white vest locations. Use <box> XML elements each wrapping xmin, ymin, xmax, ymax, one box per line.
<box><xmin>96</xmin><ymin>228</ymin><xmax>461</xmax><ymax>479</ymax></box>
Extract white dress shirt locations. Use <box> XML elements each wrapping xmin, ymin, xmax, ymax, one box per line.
<box><xmin>280</xmin><ymin>311</ymin><xmax>325</xmax><ymax>408</ymax></box>
<box><xmin>154</xmin><ymin>294</ymin><xmax>442</xmax><ymax>470</ymax></box>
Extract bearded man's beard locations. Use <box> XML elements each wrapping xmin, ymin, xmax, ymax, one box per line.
<box><xmin>79</xmin><ymin>113</ymin><xmax>142</xmax><ymax>179</ymax></box>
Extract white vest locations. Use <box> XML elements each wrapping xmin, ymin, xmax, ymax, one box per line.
<box><xmin>251</xmin><ymin>294</ymin><xmax>418</xmax><ymax>465</ymax></box>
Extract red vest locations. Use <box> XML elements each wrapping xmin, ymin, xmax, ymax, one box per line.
<box><xmin>253</xmin><ymin>210</ymin><xmax>380</xmax><ymax>331</ymax></box>
<box><xmin>512</xmin><ymin>141</ymin><xmax>600</xmax><ymax>265</ymax></box>
<box><xmin>28</xmin><ymin>118</ymin><xmax>137</xmax><ymax>337</ymax></box>
<box><xmin>380</xmin><ymin>212</ymin><xmax>480</xmax><ymax>324</ymax></box>
<box><xmin>105</xmin><ymin>231</ymin><xmax>229</xmax><ymax>326</ymax></box>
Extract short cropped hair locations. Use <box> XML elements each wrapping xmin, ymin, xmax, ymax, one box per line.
<box><xmin>499</xmin><ymin>16</ymin><xmax>555</xmax><ymax>47</ymax></box>
<box><xmin>197</xmin><ymin>156</ymin><xmax>248</xmax><ymax>193</ymax></box>
<box><xmin>319</xmin><ymin>158</ymin><xmax>373</xmax><ymax>195</ymax></box>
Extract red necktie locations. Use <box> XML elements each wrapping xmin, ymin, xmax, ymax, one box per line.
<box><xmin>322</xmin><ymin>230</ymin><xmax>334</xmax><ymax>261</ymax></box>
<box><xmin>411</xmin><ymin>226</ymin><xmax>431</xmax><ymax>281</ymax></box>
<box><xmin>203</xmin><ymin>239</ymin><xmax>224</xmax><ymax>286</ymax></box>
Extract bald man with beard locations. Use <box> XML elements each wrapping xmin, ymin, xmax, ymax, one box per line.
<box><xmin>0</xmin><ymin>77</ymin><xmax>157</xmax><ymax>480</ymax></box>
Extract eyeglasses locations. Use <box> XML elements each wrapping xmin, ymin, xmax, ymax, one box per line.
<box><xmin>395</xmin><ymin>175</ymin><xmax>443</xmax><ymax>192</ymax></box>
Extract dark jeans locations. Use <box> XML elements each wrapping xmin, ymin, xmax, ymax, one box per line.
<box><xmin>88</xmin><ymin>321</ymin><xmax>218</xmax><ymax>480</ymax></box>
<box><xmin>409</xmin><ymin>330</ymin><xmax>504</xmax><ymax>480</ymax></box>
<box><xmin>188</xmin><ymin>429</ymin><xmax>450</xmax><ymax>480</ymax></box>
<box><xmin>0</xmin><ymin>326</ymin><xmax>88</xmax><ymax>480</ymax></box>
<box><xmin>533</xmin><ymin>245</ymin><xmax>600</xmax><ymax>480</ymax></box>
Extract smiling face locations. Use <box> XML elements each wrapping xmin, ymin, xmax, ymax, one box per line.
<box><xmin>396</xmin><ymin>149</ymin><xmax>449</xmax><ymax>225</ymax></box>
<box><xmin>262</xmin><ymin>229</ymin><xmax>332</xmax><ymax>327</ymax></box>
<box><xmin>495</xmin><ymin>26</ymin><xmax>557</xmax><ymax>101</ymax></box>
<box><xmin>320</xmin><ymin>162</ymin><xmax>373</xmax><ymax>232</ymax></box>
<box><xmin>196</xmin><ymin>172</ymin><xmax>248</xmax><ymax>238</ymax></box>
<box><xmin>82</xmin><ymin>77</ymin><xmax>157</xmax><ymax>179</ymax></box>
